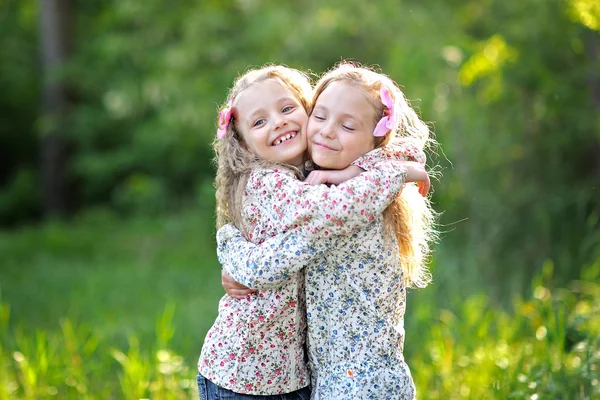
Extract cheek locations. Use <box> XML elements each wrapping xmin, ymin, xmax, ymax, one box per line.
<box><xmin>300</xmin><ymin>112</ymin><xmax>309</xmax><ymax>125</ymax></box>
<box><xmin>239</xmin><ymin>130</ymin><xmax>262</xmax><ymax>153</ymax></box>
<box><xmin>346</xmin><ymin>134</ymin><xmax>374</xmax><ymax>154</ymax></box>
<box><xmin>362</xmin><ymin>132</ymin><xmax>376</xmax><ymax>151</ymax></box>
<box><xmin>306</xmin><ymin>120</ymin><xmax>318</xmax><ymax>139</ymax></box>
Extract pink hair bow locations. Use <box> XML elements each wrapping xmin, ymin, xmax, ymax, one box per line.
<box><xmin>373</xmin><ymin>87</ymin><xmax>397</xmax><ymax>137</ymax></box>
<box><xmin>217</xmin><ymin>98</ymin><xmax>234</xmax><ymax>139</ymax></box>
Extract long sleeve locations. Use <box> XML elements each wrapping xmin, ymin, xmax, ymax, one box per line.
<box><xmin>223</xmin><ymin>160</ymin><xmax>408</xmax><ymax>290</ymax></box>
<box><xmin>352</xmin><ymin>140</ymin><xmax>426</xmax><ymax>171</ymax></box>
<box><xmin>244</xmin><ymin>161</ymin><xmax>408</xmax><ymax>240</ymax></box>
<box><xmin>218</xmin><ymin>224</ymin><xmax>319</xmax><ymax>290</ymax></box>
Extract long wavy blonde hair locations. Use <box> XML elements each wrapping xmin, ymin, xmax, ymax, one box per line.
<box><xmin>213</xmin><ymin>65</ymin><xmax>313</xmax><ymax>233</ymax></box>
<box><xmin>312</xmin><ymin>63</ymin><xmax>438</xmax><ymax>289</ymax></box>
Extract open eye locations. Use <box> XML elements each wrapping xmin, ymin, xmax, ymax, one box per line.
<box><xmin>253</xmin><ymin>118</ymin><xmax>266</xmax><ymax>127</ymax></box>
<box><xmin>282</xmin><ymin>105</ymin><xmax>294</xmax><ymax>113</ymax></box>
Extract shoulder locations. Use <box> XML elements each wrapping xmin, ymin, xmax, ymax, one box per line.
<box><xmin>249</xmin><ymin>166</ymin><xmax>297</xmax><ymax>180</ymax></box>
<box><xmin>387</xmin><ymin>139</ymin><xmax>427</xmax><ymax>164</ymax></box>
<box><xmin>246</xmin><ymin>167</ymin><xmax>300</xmax><ymax>193</ymax></box>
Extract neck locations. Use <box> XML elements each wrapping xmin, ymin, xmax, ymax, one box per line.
<box><xmin>289</xmin><ymin>155</ymin><xmax>306</xmax><ymax>172</ymax></box>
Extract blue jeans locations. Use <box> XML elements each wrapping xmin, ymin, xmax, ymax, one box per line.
<box><xmin>197</xmin><ymin>374</ymin><xmax>311</xmax><ymax>400</ymax></box>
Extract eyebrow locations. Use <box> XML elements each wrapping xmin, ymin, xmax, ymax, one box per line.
<box><xmin>276</xmin><ymin>96</ymin><xmax>298</xmax><ymax>107</ymax></box>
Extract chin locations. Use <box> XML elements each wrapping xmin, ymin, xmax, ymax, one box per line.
<box><xmin>312</xmin><ymin>158</ymin><xmax>338</xmax><ymax>170</ymax></box>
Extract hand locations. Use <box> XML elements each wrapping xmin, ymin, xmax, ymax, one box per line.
<box><xmin>400</xmin><ymin>161</ymin><xmax>430</xmax><ymax>197</ymax></box>
<box><xmin>221</xmin><ymin>270</ymin><xmax>257</xmax><ymax>299</ymax></box>
<box><xmin>305</xmin><ymin>165</ymin><xmax>363</xmax><ymax>185</ymax></box>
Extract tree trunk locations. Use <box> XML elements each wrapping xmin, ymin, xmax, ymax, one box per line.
<box><xmin>39</xmin><ymin>0</ymin><xmax>72</xmax><ymax>217</ymax></box>
<box><xmin>586</xmin><ymin>32</ymin><xmax>600</xmax><ymax>109</ymax></box>
<box><xmin>584</xmin><ymin>31</ymin><xmax>600</xmax><ymax>178</ymax></box>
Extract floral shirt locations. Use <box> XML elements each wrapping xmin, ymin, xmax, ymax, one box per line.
<box><xmin>216</xmin><ymin>144</ymin><xmax>425</xmax><ymax>399</ymax></box>
<box><xmin>198</xmin><ymin>156</ymin><xmax>409</xmax><ymax>395</ymax></box>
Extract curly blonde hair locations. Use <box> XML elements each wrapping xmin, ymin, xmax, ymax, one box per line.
<box><xmin>213</xmin><ymin>65</ymin><xmax>313</xmax><ymax>232</ymax></box>
<box><xmin>313</xmin><ymin>62</ymin><xmax>438</xmax><ymax>289</ymax></box>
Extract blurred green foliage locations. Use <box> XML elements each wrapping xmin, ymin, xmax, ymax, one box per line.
<box><xmin>1</xmin><ymin>0</ymin><xmax>599</xmax><ymax>292</ymax></box>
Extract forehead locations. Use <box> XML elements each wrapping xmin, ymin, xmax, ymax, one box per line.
<box><xmin>315</xmin><ymin>81</ymin><xmax>376</xmax><ymax>120</ymax></box>
<box><xmin>235</xmin><ymin>80</ymin><xmax>298</xmax><ymax>117</ymax></box>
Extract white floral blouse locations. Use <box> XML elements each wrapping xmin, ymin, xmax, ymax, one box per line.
<box><xmin>214</xmin><ymin>144</ymin><xmax>426</xmax><ymax>399</ymax></box>
<box><xmin>198</xmin><ymin>150</ymin><xmax>411</xmax><ymax>396</ymax></box>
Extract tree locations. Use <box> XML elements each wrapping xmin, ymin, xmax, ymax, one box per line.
<box><xmin>39</xmin><ymin>0</ymin><xmax>73</xmax><ymax>216</ymax></box>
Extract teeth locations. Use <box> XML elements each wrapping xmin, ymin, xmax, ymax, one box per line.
<box><xmin>273</xmin><ymin>132</ymin><xmax>297</xmax><ymax>146</ymax></box>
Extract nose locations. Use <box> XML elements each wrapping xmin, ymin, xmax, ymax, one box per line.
<box><xmin>274</xmin><ymin>115</ymin><xmax>287</xmax><ymax>130</ymax></box>
<box><xmin>319</xmin><ymin>122</ymin><xmax>335</xmax><ymax>139</ymax></box>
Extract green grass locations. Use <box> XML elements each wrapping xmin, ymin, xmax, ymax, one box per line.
<box><xmin>0</xmin><ymin>207</ymin><xmax>222</xmax><ymax>399</ymax></box>
<box><xmin>0</xmin><ymin>208</ymin><xmax>598</xmax><ymax>399</ymax></box>
<box><xmin>406</xmin><ymin>259</ymin><xmax>600</xmax><ymax>398</ymax></box>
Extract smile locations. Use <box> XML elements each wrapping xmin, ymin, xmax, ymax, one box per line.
<box><xmin>272</xmin><ymin>131</ymin><xmax>298</xmax><ymax>146</ymax></box>
<box><xmin>313</xmin><ymin>141</ymin><xmax>336</xmax><ymax>151</ymax></box>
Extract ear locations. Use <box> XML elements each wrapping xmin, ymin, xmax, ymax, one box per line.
<box><xmin>231</xmin><ymin>107</ymin><xmax>239</xmax><ymax>122</ymax></box>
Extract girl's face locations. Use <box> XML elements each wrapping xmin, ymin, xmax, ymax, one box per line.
<box><xmin>235</xmin><ymin>80</ymin><xmax>308</xmax><ymax>169</ymax></box>
<box><xmin>307</xmin><ymin>81</ymin><xmax>377</xmax><ymax>170</ymax></box>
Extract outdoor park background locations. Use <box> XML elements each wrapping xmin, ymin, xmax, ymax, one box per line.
<box><xmin>1</xmin><ymin>0</ymin><xmax>599</xmax><ymax>398</ymax></box>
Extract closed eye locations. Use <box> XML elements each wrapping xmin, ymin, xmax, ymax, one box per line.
<box><xmin>312</xmin><ymin>114</ymin><xmax>325</xmax><ymax>121</ymax></box>
<box><xmin>342</xmin><ymin>125</ymin><xmax>354</xmax><ymax>131</ymax></box>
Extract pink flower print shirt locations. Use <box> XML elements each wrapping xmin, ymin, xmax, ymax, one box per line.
<box><xmin>198</xmin><ymin>158</ymin><xmax>409</xmax><ymax>396</ymax></box>
<box><xmin>216</xmin><ymin>144</ymin><xmax>426</xmax><ymax>399</ymax></box>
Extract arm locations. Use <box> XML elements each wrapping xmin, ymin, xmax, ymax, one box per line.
<box><xmin>352</xmin><ymin>140</ymin><xmax>426</xmax><ymax>171</ymax></box>
<box><xmin>223</xmin><ymin>161</ymin><xmax>430</xmax><ymax>290</ymax></box>
<box><xmin>304</xmin><ymin>165</ymin><xmax>363</xmax><ymax>186</ymax></box>
<box><xmin>218</xmin><ymin>224</ymin><xmax>320</xmax><ymax>290</ymax></box>
<box><xmin>222</xmin><ymin>269</ymin><xmax>256</xmax><ymax>299</ymax></box>
<box><xmin>246</xmin><ymin>161</ymin><xmax>408</xmax><ymax>239</ymax></box>
<box><xmin>353</xmin><ymin>142</ymin><xmax>430</xmax><ymax>196</ymax></box>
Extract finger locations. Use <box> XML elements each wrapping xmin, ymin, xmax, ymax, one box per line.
<box><xmin>232</xmin><ymin>281</ymin><xmax>251</xmax><ymax>290</ymax></box>
<box><xmin>420</xmin><ymin>181</ymin><xmax>429</xmax><ymax>196</ymax></box>
<box><xmin>420</xmin><ymin>175</ymin><xmax>431</xmax><ymax>196</ymax></box>
<box><xmin>221</xmin><ymin>271</ymin><xmax>234</xmax><ymax>286</ymax></box>
<box><xmin>222</xmin><ymin>272</ymin><xmax>252</xmax><ymax>291</ymax></box>
<box><xmin>306</xmin><ymin>177</ymin><xmax>324</xmax><ymax>186</ymax></box>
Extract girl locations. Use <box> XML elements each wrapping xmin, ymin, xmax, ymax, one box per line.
<box><xmin>197</xmin><ymin>65</ymin><xmax>429</xmax><ymax>400</ymax></box>
<box><xmin>217</xmin><ymin>63</ymin><xmax>437</xmax><ymax>399</ymax></box>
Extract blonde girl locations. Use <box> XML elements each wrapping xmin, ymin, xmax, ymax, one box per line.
<box><xmin>217</xmin><ymin>62</ymin><xmax>437</xmax><ymax>399</ymax></box>
<box><xmin>197</xmin><ymin>64</ymin><xmax>429</xmax><ymax>400</ymax></box>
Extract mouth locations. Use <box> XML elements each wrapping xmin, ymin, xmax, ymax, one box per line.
<box><xmin>312</xmin><ymin>141</ymin><xmax>336</xmax><ymax>151</ymax></box>
<box><xmin>271</xmin><ymin>131</ymin><xmax>298</xmax><ymax>146</ymax></box>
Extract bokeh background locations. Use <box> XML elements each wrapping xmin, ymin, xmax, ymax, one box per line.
<box><xmin>1</xmin><ymin>0</ymin><xmax>599</xmax><ymax>398</ymax></box>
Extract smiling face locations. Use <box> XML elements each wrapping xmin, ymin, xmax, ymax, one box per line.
<box><xmin>235</xmin><ymin>79</ymin><xmax>308</xmax><ymax>169</ymax></box>
<box><xmin>307</xmin><ymin>81</ymin><xmax>378</xmax><ymax>170</ymax></box>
